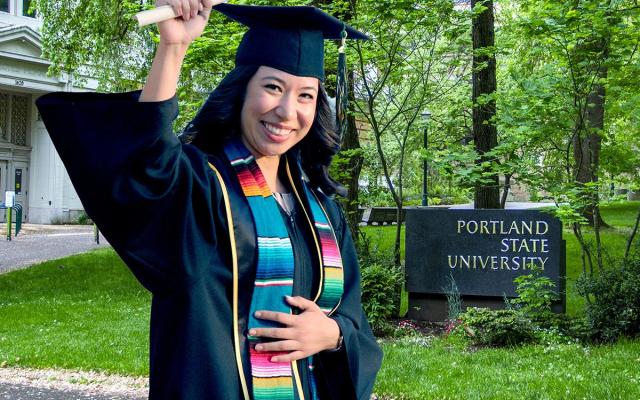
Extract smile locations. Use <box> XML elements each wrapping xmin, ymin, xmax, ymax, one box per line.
<box><xmin>262</xmin><ymin>121</ymin><xmax>294</xmax><ymax>137</ymax></box>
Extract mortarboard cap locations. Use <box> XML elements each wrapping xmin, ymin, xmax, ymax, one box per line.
<box><xmin>213</xmin><ymin>3</ymin><xmax>368</xmax><ymax>81</ymax></box>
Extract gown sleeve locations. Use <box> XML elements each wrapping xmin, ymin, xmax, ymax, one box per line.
<box><xmin>36</xmin><ymin>91</ymin><xmax>222</xmax><ymax>294</ymax></box>
<box><xmin>315</xmin><ymin>201</ymin><xmax>383</xmax><ymax>400</ymax></box>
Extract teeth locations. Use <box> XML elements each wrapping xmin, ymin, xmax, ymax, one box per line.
<box><xmin>264</xmin><ymin>122</ymin><xmax>291</xmax><ymax>136</ymax></box>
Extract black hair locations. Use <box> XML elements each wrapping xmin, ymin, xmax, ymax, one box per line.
<box><xmin>179</xmin><ymin>65</ymin><xmax>346</xmax><ymax>197</ymax></box>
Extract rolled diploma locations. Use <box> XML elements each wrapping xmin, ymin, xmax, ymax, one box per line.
<box><xmin>135</xmin><ymin>1</ymin><xmax>227</xmax><ymax>27</ymax></box>
<box><xmin>135</xmin><ymin>5</ymin><xmax>177</xmax><ymax>27</ymax></box>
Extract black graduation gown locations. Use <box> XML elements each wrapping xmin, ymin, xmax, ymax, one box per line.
<box><xmin>35</xmin><ymin>91</ymin><xmax>382</xmax><ymax>400</ymax></box>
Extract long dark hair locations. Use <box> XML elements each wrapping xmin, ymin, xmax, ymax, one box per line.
<box><xmin>179</xmin><ymin>65</ymin><xmax>346</xmax><ymax>196</ymax></box>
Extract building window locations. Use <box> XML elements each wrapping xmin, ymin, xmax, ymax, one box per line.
<box><xmin>11</xmin><ymin>95</ymin><xmax>28</xmax><ymax>146</ymax></box>
<box><xmin>0</xmin><ymin>92</ymin><xmax>30</xmax><ymax>146</ymax></box>
<box><xmin>0</xmin><ymin>1</ymin><xmax>35</xmax><ymax>17</ymax></box>
<box><xmin>22</xmin><ymin>0</ymin><xmax>34</xmax><ymax>17</ymax></box>
<box><xmin>0</xmin><ymin>94</ymin><xmax>8</xmax><ymax>141</ymax></box>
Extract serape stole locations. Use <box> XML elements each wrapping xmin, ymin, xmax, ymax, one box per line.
<box><xmin>224</xmin><ymin>139</ymin><xmax>344</xmax><ymax>400</ymax></box>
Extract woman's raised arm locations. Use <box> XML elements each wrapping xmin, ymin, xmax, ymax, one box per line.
<box><xmin>140</xmin><ymin>0</ymin><xmax>219</xmax><ymax>102</ymax></box>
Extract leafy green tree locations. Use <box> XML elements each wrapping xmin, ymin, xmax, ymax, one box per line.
<box><xmin>351</xmin><ymin>0</ymin><xmax>469</xmax><ymax>264</ymax></box>
<box><xmin>497</xmin><ymin>0</ymin><xmax>640</xmax><ymax>274</ymax></box>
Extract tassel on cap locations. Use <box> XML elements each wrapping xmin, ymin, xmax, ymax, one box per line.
<box><xmin>336</xmin><ymin>25</ymin><xmax>349</xmax><ymax>139</ymax></box>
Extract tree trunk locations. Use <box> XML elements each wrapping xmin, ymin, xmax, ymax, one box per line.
<box><xmin>500</xmin><ymin>174</ymin><xmax>512</xmax><ymax>209</ymax></box>
<box><xmin>625</xmin><ymin>205</ymin><xmax>640</xmax><ymax>261</ymax></box>
<box><xmin>573</xmin><ymin>40</ymin><xmax>608</xmax><ymax>228</ymax></box>
<box><xmin>342</xmin><ymin>74</ymin><xmax>364</xmax><ymax>242</ymax></box>
<box><xmin>471</xmin><ymin>0</ymin><xmax>500</xmax><ymax>209</ymax></box>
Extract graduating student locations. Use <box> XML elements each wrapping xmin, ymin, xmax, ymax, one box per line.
<box><xmin>36</xmin><ymin>1</ymin><xmax>382</xmax><ymax>399</ymax></box>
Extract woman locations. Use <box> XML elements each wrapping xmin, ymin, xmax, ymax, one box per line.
<box><xmin>36</xmin><ymin>1</ymin><xmax>382</xmax><ymax>399</ymax></box>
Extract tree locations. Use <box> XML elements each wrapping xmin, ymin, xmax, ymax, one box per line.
<box><xmin>499</xmin><ymin>0</ymin><xmax>640</xmax><ymax>275</ymax></box>
<box><xmin>471</xmin><ymin>0</ymin><xmax>500</xmax><ymax>208</ymax></box>
<box><xmin>352</xmin><ymin>0</ymin><xmax>469</xmax><ymax>264</ymax></box>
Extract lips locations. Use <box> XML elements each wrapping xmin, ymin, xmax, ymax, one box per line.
<box><xmin>261</xmin><ymin>121</ymin><xmax>295</xmax><ymax>143</ymax></box>
<box><xmin>262</xmin><ymin>121</ymin><xmax>293</xmax><ymax>136</ymax></box>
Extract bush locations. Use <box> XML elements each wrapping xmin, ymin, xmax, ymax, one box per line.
<box><xmin>509</xmin><ymin>267</ymin><xmax>560</xmax><ymax>327</ymax></box>
<box><xmin>452</xmin><ymin>269</ymin><xmax>578</xmax><ymax>347</ymax></box>
<box><xmin>360</xmin><ymin>262</ymin><xmax>403</xmax><ymax>331</ymax></box>
<box><xmin>576</xmin><ymin>256</ymin><xmax>640</xmax><ymax>342</ymax></box>
<box><xmin>76</xmin><ymin>212</ymin><xmax>94</xmax><ymax>225</ymax></box>
<box><xmin>357</xmin><ymin>231</ymin><xmax>403</xmax><ymax>333</ymax></box>
<box><xmin>457</xmin><ymin>307</ymin><xmax>535</xmax><ymax>347</ymax></box>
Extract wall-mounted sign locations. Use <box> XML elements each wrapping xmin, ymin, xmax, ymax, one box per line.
<box><xmin>5</xmin><ymin>191</ymin><xmax>15</xmax><ymax>207</ymax></box>
<box><xmin>406</xmin><ymin>209</ymin><xmax>565</xmax><ymax>298</ymax></box>
<box><xmin>15</xmin><ymin>169</ymin><xmax>22</xmax><ymax>194</ymax></box>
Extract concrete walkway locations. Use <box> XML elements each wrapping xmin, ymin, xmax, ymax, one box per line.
<box><xmin>0</xmin><ymin>383</ymin><xmax>144</xmax><ymax>400</ymax></box>
<box><xmin>0</xmin><ymin>224</ymin><xmax>109</xmax><ymax>274</ymax></box>
<box><xmin>0</xmin><ymin>368</ymin><xmax>147</xmax><ymax>400</ymax></box>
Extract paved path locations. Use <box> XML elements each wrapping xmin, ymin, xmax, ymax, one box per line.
<box><xmin>0</xmin><ymin>383</ymin><xmax>144</xmax><ymax>400</ymax></box>
<box><xmin>0</xmin><ymin>368</ymin><xmax>147</xmax><ymax>400</ymax></box>
<box><xmin>0</xmin><ymin>224</ymin><xmax>109</xmax><ymax>274</ymax></box>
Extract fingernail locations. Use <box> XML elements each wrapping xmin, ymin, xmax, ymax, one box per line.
<box><xmin>285</xmin><ymin>295</ymin><xmax>293</xmax><ymax>300</ymax></box>
<box><xmin>255</xmin><ymin>344</ymin><xmax>263</xmax><ymax>351</ymax></box>
<box><xmin>271</xmin><ymin>357</ymin><xmax>278</xmax><ymax>363</ymax></box>
<box><xmin>255</xmin><ymin>311</ymin><xmax>262</xmax><ymax>318</ymax></box>
<box><xmin>249</xmin><ymin>329</ymin><xmax>256</xmax><ymax>336</ymax></box>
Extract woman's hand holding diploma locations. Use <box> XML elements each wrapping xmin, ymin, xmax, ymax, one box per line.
<box><xmin>136</xmin><ymin>0</ymin><xmax>228</xmax><ymax>29</ymax></box>
<box><xmin>140</xmin><ymin>0</ymin><xmax>222</xmax><ymax>102</ymax></box>
<box><xmin>153</xmin><ymin>0</ymin><xmax>226</xmax><ymax>45</ymax></box>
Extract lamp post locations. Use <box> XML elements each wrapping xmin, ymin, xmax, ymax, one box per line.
<box><xmin>421</xmin><ymin>109</ymin><xmax>431</xmax><ymax>206</ymax></box>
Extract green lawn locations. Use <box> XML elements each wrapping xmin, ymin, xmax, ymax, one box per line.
<box><xmin>0</xmin><ymin>201</ymin><xmax>638</xmax><ymax>398</ymax></box>
<box><xmin>0</xmin><ymin>250</ymin><xmax>150</xmax><ymax>374</ymax></box>
<box><xmin>377</xmin><ymin>337</ymin><xmax>640</xmax><ymax>399</ymax></box>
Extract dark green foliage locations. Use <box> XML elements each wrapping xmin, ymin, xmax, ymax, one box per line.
<box><xmin>455</xmin><ymin>269</ymin><xmax>570</xmax><ymax>346</ymax></box>
<box><xmin>76</xmin><ymin>212</ymin><xmax>94</xmax><ymax>225</ymax></box>
<box><xmin>509</xmin><ymin>267</ymin><xmax>559</xmax><ymax>325</ymax></box>
<box><xmin>577</xmin><ymin>256</ymin><xmax>640</xmax><ymax>342</ymax></box>
<box><xmin>360</xmin><ymin>262</ymin><xmax>403</xmax><ymax>331</ymax></box>
<box><xmin>555</xmin><ymin>314</ymin><xmax>592</xmax><ymax>343</ymax></box>
<box><xmin>458</xmin><ymin>307</ymin><xmax>535</xmax><ymax>347</ymax></box>
<box><xmin>358</xmin><ymin>231</ymin><xmax>403</xmax><ymax>331</ymax></box>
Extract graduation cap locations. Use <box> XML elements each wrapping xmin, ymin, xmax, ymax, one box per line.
<box><xmin>213</xmin><ymin>3</ymin><xmax>368</xmax><ymax>81</ymax></box>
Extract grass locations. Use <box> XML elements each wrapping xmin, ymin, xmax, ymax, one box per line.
<box><xmin>377</xmin><ymin>337</ymin><xmax>640</xmax><ymax>399</ymax></box>
<box><xmin>0</xmin><ymin>249</ymin><xmax>150</xmax><ymax>375</ymax></box>
<box><xmin>0</xmin><ymin>202</ymin><xmax>638</xmax><ymax>398</ymax></box>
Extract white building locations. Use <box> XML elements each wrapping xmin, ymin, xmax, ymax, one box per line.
<box><xmin>1</xmin><ymin>0</ymin><xmax>97</xmax><ymax>223</ymax></box>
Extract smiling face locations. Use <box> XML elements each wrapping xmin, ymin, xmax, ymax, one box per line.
<box><xmin>240</xmin><ymin>66</ymin><xmax>319</xmax><ymax>161</ymax></box>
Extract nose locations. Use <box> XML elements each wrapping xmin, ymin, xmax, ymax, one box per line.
<box><xmin>275</xmin><ymin>93</ymin><xmax>296</xmax><ymax>121</ymax></box>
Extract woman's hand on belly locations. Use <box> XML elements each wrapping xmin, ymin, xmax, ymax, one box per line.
<box><xmin>249</xmin><ymin>296</ymin><xmax>341</xmax><ymax>362</ymax></box>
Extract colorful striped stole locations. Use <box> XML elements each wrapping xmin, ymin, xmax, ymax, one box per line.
<box><xmin>224</xmin><ymin>139</ymin><xmax>344</xmax><ymax>400</ymax></box>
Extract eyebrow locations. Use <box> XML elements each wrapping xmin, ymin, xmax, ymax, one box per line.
<box><xmin>261</xmin><ymin>76</ymin><xmax>318</xmax><ymax>93</ymax></box>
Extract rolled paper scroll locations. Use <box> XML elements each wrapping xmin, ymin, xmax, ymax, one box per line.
<box><xmin>135</xmin><ymin>1</ymin><xmax>227</xmax><ymax>27</ymax></box>
<box><xmin>135</xmin><ymin>5</ymin><xmax>177</xmax><ymax>27</ymax></box>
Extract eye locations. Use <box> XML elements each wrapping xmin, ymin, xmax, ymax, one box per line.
<box><xmin>299</xmin><ymin>93</ymin><xmax>315</xmax><ymax>101</ymax></box>
<box><xmin>264</xmin><ymin>83</ymin><xmax>282</xmax><ymax>93</ymax></box>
